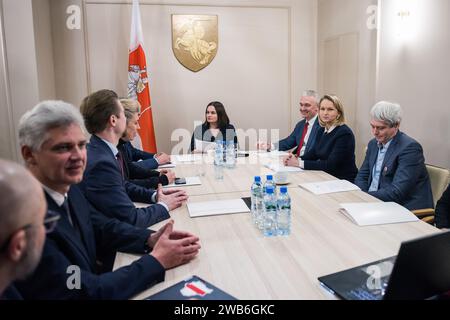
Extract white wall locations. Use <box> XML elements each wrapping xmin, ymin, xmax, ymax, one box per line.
<box><xmin>82</xmin><ymin>0</ymin><xmax>317</xmax><ymax>153</ymax></box>
<box><xmin>317</xmin><ymin>0</ymin><xmax>378</xmax><ymax>166</ymax></box>
<box><xmin>0</xmin><ymin>0</ymin><xmax>41</xmax><ymax>161</ymax></box>
<box><xmin>377</xmin><ymin>0</ymin><xmax>450</xmax><ymax>168</ymax></box>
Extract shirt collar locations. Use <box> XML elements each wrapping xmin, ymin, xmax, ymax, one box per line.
<box><xmin>306</xmin><ymin>114</ymin><xmax>318</xmax><ymax>125</ymax></box>
<box><xmin>324</xmin><ymin>125</ymin><xmax>337</xmax><ymax>134</ymax></box>
<box><xmin>97</xmin><ymin>135</ymin><xmax>119</xmax><ymax>157</ymax></box>
<box><xmin>42</xmin><ymin>184</ymin><xmax>66</xmax><ymax>206</ymax></box>
<box><xmin>377</xmin><ymin>138</ymin><xmax>393</xmax><ymax>150</ymax></box>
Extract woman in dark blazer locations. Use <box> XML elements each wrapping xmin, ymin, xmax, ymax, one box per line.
<box><xmin>190</xmin><ymin>101</ymin><xmax>238</xmax><ymax>152</ymax></box>
<box><xmin>283</xmin><ymin>94</ymin><xmax>358</xmax><ymax>182</ymax></box>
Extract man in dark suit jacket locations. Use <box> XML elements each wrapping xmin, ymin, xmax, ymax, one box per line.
<box><xmin>79</xmin><ymin>89</ymin><xmax>188</xmax><ymax>228</ymax></box>
<box><xmin>355</xmin><ymin>101</ymin><xmax>433</xmax><ymax>210</ymax></box>
<box><xmin>435</xmin><ymin>184</ymin><xmax>450</xmax><ymax>229</ymax></box>
<box><xmin>14</xmin><ymin>100</ymin><xmax>200</xmax><ymax>299</ymax></box>
<box><xmin>258</xmin><ymin>90</ymin><xmax>321</xmax><ymax>156</ymax></box>
<box><xmin>0</xmin><ymin>159</ymin><xmax>47</xmax><ymax>300</ymax></box>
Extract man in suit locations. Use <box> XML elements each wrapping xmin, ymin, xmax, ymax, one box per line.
<box><xmin>79</xmin><ymin>89</ymin><xmax>188</xmax><ymax>228</ymax></box>
<box><xmin>435</xmin><ymin>184</ymin><xmax>450</xmax><ymax>229</ymax></box>
<box><xmin>14</xmin><ymin>100</ymin><xmax>200</xmax><ymax>299</ymax></box>
<box><xmin>0</xmin><ymin>159</ymin><xmax>47</xmax><ymax>300</ymax></box>
<box><xmin>258</xmin><ymin>90</ymin><xmax>321</xmax><ymax>156</ymax></box>
<box><xmin>355</xmin><ymin>101</ymin><xmax>433</xmax><ymax>210</ymax></box>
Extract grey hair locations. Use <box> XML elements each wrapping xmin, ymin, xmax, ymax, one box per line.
<box><xmin>370</xmin><ymin>101</ymin><xmax>402</xmax><ymax>127</ymax></box>
<box><xmin>302</xmin><ymin>89</ymin><xmax>320</xmax><ymax>104</ymax></box>
<box><xmin>18</xmin><ymin>100</ymin><xmax>86</xmax><ymax>151</ymax></box>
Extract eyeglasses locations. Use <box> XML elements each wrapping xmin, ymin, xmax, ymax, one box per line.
<box><xmin>300</xmin><ymin>103</ymin><xmax>312</xmax><ymax>107</ymax></box>
<box><xmin>0</xmin><ymin>210</ymin><xmax>61</xmax><ymax>252</ymax></box>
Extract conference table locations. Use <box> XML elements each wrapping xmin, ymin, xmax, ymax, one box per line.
<box><xmin>113</xmin><ymin>152</ymin><xmax>438</xmax><ymax>300</ymax></box>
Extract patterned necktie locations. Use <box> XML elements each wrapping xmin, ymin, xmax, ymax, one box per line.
<box><xmin>116</xmin><ymin>151</ymin><xmax>125</xmax><ymax>178</ymax></box>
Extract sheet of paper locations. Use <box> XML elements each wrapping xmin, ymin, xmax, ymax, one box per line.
<box><xmin>187</xmin><ymin>199</ymin><xmax>250</xmax><ymax>218</ymax></box>
<box><xmin>158</xmin><ymin>163</ymin><xmax>176</xmax><ymax>169</ymax></box>
<box><xmin>172</xmin><ymin>154</ymin><xmax>203</xmax><ymax>163</ymax></box>
<box><xmin>264</xmin><ymin>161</ymin><xmax>303</xmax><ymax>172</ymax></box>
<box><xmin>163</xmin><ymin>176</ymin><xmax>202</xmax><ymax>188</ymax></box>
<box><xmin>339</xmin><ymin>202</ymin><xmax>419</xmax><ymax>226</ymax></box>
<box><xmin>195</xmin><ymin>139</ymin><xmax>216</xmax><ymax>153</ymax></box>
<box><xmin>258</xmin><ymin>150</ymin><xmax>289</xmax><ymax>158</ymax></box>
<box><xmin>299</xmin><ymin>179</ymin><xmax>360</xmax><ymax>195</ymax></box>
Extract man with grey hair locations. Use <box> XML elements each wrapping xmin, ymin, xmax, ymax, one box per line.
<box><xmin>258</xmin><ymin>90</ymin><xmax>321</xmax><ymax>156</ymax></box>
<box><xmin>14</xmin><ymin>100</ymin><xmax>200</xmax><ymax>299</ymax></box>
<box><xmin>0</xmin><ymin>159</ymin><xmax>48</xmax><ymax>299</ymax></box>
<box><xmin>355</xmin><ymin>101</ymin><xmax>433</xmax><ymax>210</ymax></box>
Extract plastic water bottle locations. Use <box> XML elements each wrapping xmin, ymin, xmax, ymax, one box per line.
<box><xmin>214</xmin><ymin>140</ymin><xmax>224</xmax><ymax>179</ymax></box>
<box><xmin>251</xmin><ymin>176</ymin><xmax>263</xmax><ymax>227</ymax></box>
<box><xmin>277</xmin><ymin>186</ymin><xmax>291</xmax><ymax>236</ymax></box>
<box><xmin>263</xmin><ymin>186</ymin><xmax>277</xmax><ymax>237</ymax></box>
<box><xmin>225</xmin><ymin>141</ymin><xmax>236</xmax><ymax>168</ymax></box>
<box><xmin>264</xmin><ymin>175</ymin><xmax>277</xmax><ymax>196</ymax></box>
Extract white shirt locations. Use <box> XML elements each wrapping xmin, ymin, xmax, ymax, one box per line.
<box><xmin>299</xmin><ymin>115</ymin><xmax>318</xmax><ymax>157</ymax></box>
<box><xmin>42</xmin><ymin>184</ymin><xmax>73</xmax><ymax>226</ymax></box>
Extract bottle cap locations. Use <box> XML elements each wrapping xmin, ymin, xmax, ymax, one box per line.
<box><xmin>266</xmin><ymin>175</ymin><xmax>273</xmax><ymax>180</ymax></box>
<box><xmin>280</xmin><ymin>186</ymin><xmax>288</xmax><ymax>193</ymax></box>
<box><xmin>254</xmin><ymin>176</ymin><xmax>261</xmax><ymax>182</ymax></box>
<box><xmin>266</xmin><ymin>186</ymin><xmax>274</xmax><ymax>194</ymax></box>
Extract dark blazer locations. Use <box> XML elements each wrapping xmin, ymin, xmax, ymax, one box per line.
<box><xmin>118</xmin><ymin>140</ymin><xmax>169</xmax><ymax>188</ymax></box>
<box><xmin>1</xmin><ymin>285</ymin><xmax>23</xmax><ymax>300</ymax></box>
<box><xmin>355</xmin><ymin>131</ymin><xmax>433</xmax><ymax>210</ymax></box>
<box><xmin>121</xmin><ymin>141</ymin><xmax>159</xmax><ymax>170</ymax></box>
<box><xmin>275</xmin><ymin>117</ymin><xmax>321</xmax><ymax>154</ymax></box>
<box><xmin>14</xmin><ymin>185</ymin><xmax>165</xmax><ymax>300</ymax></box>
<box><xmin>435</xmin><ymin>184</ymin><xmax>450</xmax><ymax>228</ymax></box>
<box><xmin>301</xmin><ymin>124</ymin><xmax>358</xmax><ymax>182</ymax></box>
<box><xmin>190</xmin><ymin>123</ymin><xmax>238</xmax><ymax>151</ymax></box>
<box><xmin>81</xmin><ymin>135</ymin><xmax>169</xmax><ymax>228</ymax></box>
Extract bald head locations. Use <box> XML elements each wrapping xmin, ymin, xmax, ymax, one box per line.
<box><xmin>0</xmin><ymin>159</ymin><xmax>45</xmax><ymax>248</ymax></box>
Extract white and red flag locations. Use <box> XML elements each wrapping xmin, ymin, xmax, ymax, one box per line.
<box><xmin>127</xmin><ymin>0</ymin><xmax>157</xmax><ymax>152</ymax></box>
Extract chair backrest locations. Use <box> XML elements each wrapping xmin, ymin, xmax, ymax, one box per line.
<box><xmin>426</xmin><ymin>164</ymin><xmax>450</xmax><ymax>206</ymax></box>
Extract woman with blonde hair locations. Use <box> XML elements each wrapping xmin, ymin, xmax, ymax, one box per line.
<box><xmin>283</xmin><ymin>94</ymin><xmax>358</xmax><ymax>182</ymax></box>
<box><xmin>118</xmin><ymin>99</ymin><xmax>175</xmax><ymax>187</ymax></box>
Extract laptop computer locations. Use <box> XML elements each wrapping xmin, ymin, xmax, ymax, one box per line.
<box><xmin>318</xmin><ymin>231</ymin><xmax>450</xmax><ymax>300</ymax></box>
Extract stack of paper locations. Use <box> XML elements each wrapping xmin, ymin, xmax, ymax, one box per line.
<box><xmin>163</xmin><ymin>176</ymin><xmax>202</xmax><ymax>188</ymax></box>
<box><xmin>187</xmin><ymin>199</ymin><xmax>250</xmax><ymax>218</ymax></box>
<box><xmin>299</xmin><ymin>180</ymin><xmax>360</xmax><ymax>195</ymax></box>
<box><xmin>339</xmin><ymin>202</ymin><xmax>419</xmax><ymax>226</ymax></box>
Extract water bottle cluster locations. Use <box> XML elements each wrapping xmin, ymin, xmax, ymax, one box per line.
<box><xmin>251</xmin><ymin>175</ymin><xmax>291</xmax><ymax>237</ymax></box>
<box><xmin>214</xmin><ymin>140</ymin><xmax>237</xmax><ymax>180</ymax></box>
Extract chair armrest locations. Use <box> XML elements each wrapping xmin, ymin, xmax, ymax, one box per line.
<box><xmin>411</xmin><ymin>208</ymin><xmax>435</xmax><ymax>218</ymax></box>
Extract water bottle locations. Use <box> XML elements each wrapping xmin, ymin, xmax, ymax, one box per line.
<box><xmin>251</xmin><ymin>176</ymin><xmax>263</xmax><ymax>227</ymax></box>
<box><xmin>214</xmin><ymin>140</ymin><xmax>224</xmax><ymax>180</ymax></box>
<box><xmin>264</xmin><ymin>175</ymin><xmax>277</xmax><ymax>196</ymax></box>
<box><xmin>263</xmin><ymin>186</ymin><xmax>277</xmax><ymax>237</ymax></box>
<box><xmin>277</xmin><ymin>186</ymin><xmax>291</xmax><ymax>236</ymax></box>
<box><xmin>225</xmin><ymin>141</ymin><xmax>236</xmax><ymax>168</ymax></box>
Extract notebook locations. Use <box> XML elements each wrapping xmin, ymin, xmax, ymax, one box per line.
<box><xmin>146</xmin><ymin>275</ymin><xmax>237</xmax><ymax>300</ymax></box>
<box><xmin>339</xmin><ymin>202</ymin><xmax>419</xmax><ymax>226</ymax></box>
<box><xmin>187</xmin><ymin>199</ymin><xmax>250</xmax><ymax>218</ymax></box>
<box><xmin>299</xmin><ymin>179</ymin><xmax>360</xmax><ymax>195</ymax></box>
